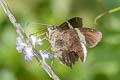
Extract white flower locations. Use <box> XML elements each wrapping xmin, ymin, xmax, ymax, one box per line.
<box><xmin>24</xmin><ymin>45</ymin><xmax>34</xmax><ymax>61</ymax></box>
<box><xmin>40</xmin><ymin>50</ymin><xmax>51</xmax><ymax>60</ymax></box>
<box><xmin>36</xmin><ymin>38</ymin><xmax>42</xmax><ymax>46</ymax></box>
<box><xmin>30</xmin><ymin>35</ymin><xmax>42</xmax><ymax>46</ymax></box>
<box><xmin>16</xmin><ymin>37</ymin><xmax>34</xmax><ymax>61</ymax></box>
<box><xmin>16</xmin><ymin>36</ymin><xmax>48</xmax><ymax>61</ymax></box>
<box><xmin>16</xmin><ymin>37</ymin><xmax>26</xmax><ymax>53</ymax></box>
<box><xmin>30</xmin><ymin>35</ymin><xmax>36</xmax><ymax>46</ymax></box>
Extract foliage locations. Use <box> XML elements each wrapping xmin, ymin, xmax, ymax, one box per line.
<box><xmin>0</xmin><ymin>0</ymin><xmax>120</xmax><ymax>80</ymax></box>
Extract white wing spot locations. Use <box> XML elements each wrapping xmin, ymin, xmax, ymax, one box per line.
<box><xmin>81</xmin><ymin>43</ymin><xmax>87</xmax><ymax>63</ymax></box>
<box><xmin>66</xmin><ymin>21</ymin><xmax>73</xmax><ymax>29</ymax></box>
<box><xmin>75</xmin><ymin>28</ymin><xmax>86</xmax><ymax>45</ymax></box>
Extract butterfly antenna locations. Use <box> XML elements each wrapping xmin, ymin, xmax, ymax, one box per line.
<box><xmin>30</xmin><ymin>22</ymin><xmax>50</xmax><ymax>26</ymax></box>
<box><xmin>28</xmin><ymin>21</ymin><xmax>49</xmax><ymax>31</ymax></box>
<box><xmin>28</xmin><ymin>22</ymin><xmax>49</xmax><ymax>36</ymax></box>
<box><xmin>30</xmin><ymin>32</ymin><xmax>46</xmax><ymax>38</ymax></box>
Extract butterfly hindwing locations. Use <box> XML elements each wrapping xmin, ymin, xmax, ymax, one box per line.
<box><xmin>59</xmin><ymin>51</ymin><xmax>79</xmax><ymax>68</ymax></box>
<box><xmin>79</xmin><ymin>28</ymin><xmax>102</xmax><ymax>48</ymax></box>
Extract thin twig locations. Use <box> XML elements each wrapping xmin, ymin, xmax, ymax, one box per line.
<box><xmin>0</xmin><ymin>0</ymin><xmax>60</xmax><ymax>80</ymax></box>
<box><xmin>94</xmin><ymin>7</ymin><xmax>120</xmax><ymax>25</ymax></box>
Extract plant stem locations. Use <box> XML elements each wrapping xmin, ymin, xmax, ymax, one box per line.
<box><xmin>0</xmin><ymin>0</ymin><xmax>60</xmax><ymax>80</ymax></box>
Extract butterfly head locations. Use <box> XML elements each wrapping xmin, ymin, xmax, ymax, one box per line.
<box><xmin>47</xmin><ymin>25</ymin><xmax>57</xmax><ymax>32</ymax></box>
<box><xmin>47</xmin><ymin>25</ymin><xmax>58</xmax><ymax>38</ymax></box>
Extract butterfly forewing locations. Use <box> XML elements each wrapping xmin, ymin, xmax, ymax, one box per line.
<box><xmin>58</xmin><ymin>17</ymin><xmax>83</xmax><ymax>31</ymax></box>
<box><xmin>80</xmin><ymin>28</ymin><xmax>102</xmax><ymax>48</ymax></box>
<box><xmin>68</xmin><ymin>17</ymin><xmax>83</xmax><ymax>28</ymax></box>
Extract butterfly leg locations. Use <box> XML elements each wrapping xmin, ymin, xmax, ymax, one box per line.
<box><xmin>37</xmin><ymin>32</ymin><xmax>49</xmax><ymax>41</ymax></box>
<box><xmin>45</xmin><ymin>32</ymin><xmax>50</xmax><ymax>40</ymax></box>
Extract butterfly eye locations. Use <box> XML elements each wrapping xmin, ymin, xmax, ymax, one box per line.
<box><xmin>51</xmin><ymin>26</ymin><xmax>56</xmax><ymax>30</ymax></box>
<box><xmin>48</xmin><ymin>25</ymin><xmax>56</xmax><ymax>30</ymax></box>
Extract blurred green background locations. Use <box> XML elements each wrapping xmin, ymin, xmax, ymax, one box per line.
<box><xmin>0</xmin><ymin>0</ymin><xmax>120</xmax><ymax>80</ymax></box>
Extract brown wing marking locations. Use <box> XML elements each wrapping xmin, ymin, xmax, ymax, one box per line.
<box><xmin>58</xmin><ymin>17</ymin><xmax>83</xmax><ymax>31</ymax></box>
<box><xmin>59</xmin><ymin>29</ymin><xmax>87</xmax><ymax>68</ymax></box>
<box><xmin>59</xmin><ymin>51</ymin><xmax>79</xmax><ymax>68</ymax></box>
<box><xmin>80</xmin><ymin>28</ymin><xmax>102</xmax><ymax>48</ymax></box>
<box><xmin>71</xmin><ymin>41</ymin><xmax>87</xmax><ymax>63</ymax></box>
<box><xmin>68</xmin><ymin>17</ymin><xmax>83</xmax><ymax>28</ymax></box>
